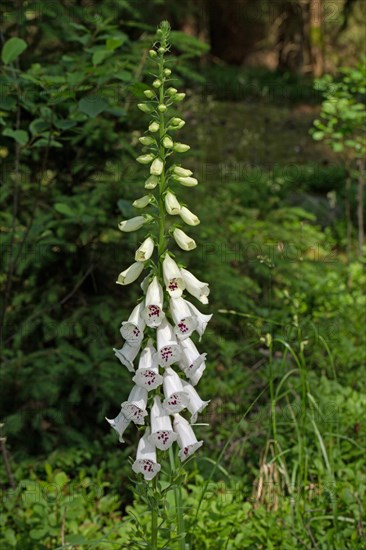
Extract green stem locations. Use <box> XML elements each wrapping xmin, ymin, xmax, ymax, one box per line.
<box><xmin>169</xmin><ymin>446</ymin><xmax>185</xmax><ymax>550</ymax></box>
<box><xmin>151</xmin><ymin>477</ymin><xmax>158</xmax><ymax>550</ymax></box>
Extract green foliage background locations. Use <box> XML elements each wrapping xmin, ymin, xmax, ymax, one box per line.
<box><xmin>0</xmin><ymin>2</ymin><xmax>365</xmax><ymax>549</ymax></box>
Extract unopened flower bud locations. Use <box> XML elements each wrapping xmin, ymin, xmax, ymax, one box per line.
<box><xmin>173</xmin><ymin>228</ymin><xmax>197</xmax><ymax>251</ymax></box>
<box><xmin>170</xmin><ymin>118</ymin><xmax>185</xmax><ymax>130</ymax></box>
<box><xmin>163</xmin><ymin>136</ymin><xmax>174</xmax><ymax>148</ymax></box>
<box><xmin>158</xmin><ymin>104</ymin><xmax>167</xmax><ymax>112</ymax></box>
<box><xmin>164</xmin><ymin>68</ymin><xmax>172</xmax><ymax>76</ymax></box>
<box><xmin>172</xmin><ymin>93</ymin><xmax>186</xmax><ymax>102</ymax></box>
<box><xmin>179</xmin><ymin>206</ymin><xmax>200</xmax><ymax>226</ymax></box>
<box><xmin>167</xmin><ymin>87</ymin><xmax>177</xmax><ymax>95</ymax></box>
<box><xmin>132</xmin><ymin>195</ymin><xmax>152</xmax><ymax>209</ymax></box>
<box><xmin>165</xmin><ymin>191</ymin><xmax>181</xmax><ymax>215</ymax></box>
<box><xmin>149</xmin><ymin>49</ymin><xmax>157</xmax><ymax>58</ymax></box>
<box><xmin>175</xmin><ymin>176</ymin><xmax>198</xmax><ymax>187</ymax></box>
<box><xmin>137</xmin><ymin>103</ymin><xmax>152</xmax><ymax>114</ymax></box>
<box><xmin>149</xmin><ymin>122</ymin><xmax>160</xmax><ymax>133</ymax></box>
<box><xmin>173</xmin><ymin>166</ymin><xmax>193</xmax><ymax>177</ymax></box>
<box><xmin>173</xmin><ymin>143</ymin><xmax>190</xmax><ymax>153</ymax></box>
<box><xmin>144</xmin><ymin>89</ymin><xmax>155</xmax><ymax>99</ymax></box>
<box><xmin>153</xmin><ymin>79</ymin><xmax>162</xmax><ymax>88</ymax></box>
<box><xmin>158</xmin><ymin>47</ymin><xmax>166</xmax><ymax>54</ymax></box>
<box><xmin>145</xmin><ymin>175</ymin><xmax>159</xmax><ymax>189</ymax></box>
<box><xmin>136</xmin><ymin>153</ymin><xmax>154</xmax><ymax>165</ymax></box>
<box><xmin>150</xmin><ymin>157</ymin><xmax>164</xmax><ymax>176</ymax></box>
<box><xmin>139</xmin><ymin>136</ymin><xmax>155</xmax><ymax>146</ymax></box>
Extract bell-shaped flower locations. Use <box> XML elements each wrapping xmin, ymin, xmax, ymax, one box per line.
<box><xmin>142</xmin><ymin>276</ymin><xmax>165</xmax><ymax>327</ymax></box>
<box><xmin>132</xmin><ymin>428</ymin><xmax>161</xmax><ymax>481</ymax></box>
<box><xmin>165</xmin><ymin>191</ymin><xmax>181</xmax><ymax>215</ymax></box>
<box><xmin>114</xmin><ymin>341</ymin><xmax>140</xmax><ymax>372</ymax></box>
<box><xmin>170</xmin><ymin>297</ymin><xmax>198</xmax><ymax>340</ymax></box>
<box><xmin>179</xmin><ymin>206</ymin><xmax>200</xmax><ymax>226</ymax></box>
<box><xmin>135</xmin><ymin>236</ymin><xmax>154</xmax><ymax>262</ymax></box>
<box><xmin>120</xmin><ymin>302</ymin><xmax>145</xmax><ymax>347</ymax></box>
<box><xmin>118</xmin><ymin>216</ymin><xmax>147</xmax><ymax>232</ymax></box>
<box><xmin>105</xmin><ymin>409</ymin><xmax>130</xmax><ymax>443</ymax></box>
<box><xmin>150</xmin><ymin>157</ymin><xmax>164</xmax><ymax>176</ymax></box>
<box><xmin>157</xmin><ymin>320</ymin><xmax>182</xmax><ymax>367</ymax></box>
<box><xmin>162</xmin><ymin>367</ymin><xmax>189</xmax><ymax>413</ymax></box>
<box><xmin>180</xmin><ymin>268</ymin><xmax>210</xmax><ymax>304</ymax></box>
<box><xmin>162</xmin><ymin>255</ymin><xmax>184</xmax><ymax>297</ymax></box>
<box><xmin>116</xmin><ymin>262</ymin><xmax>144</xmax><ymax>286</ymax></box>
<box><xmin>182</xmin><ymin>380</ymin><xmax>210</xmax><ymax>424</ymax></box>
<box><xmin>149</xmin><ymin>396</ymin><xmax>178</xmax><ymax>450</ymax></box>
<box><xmin>179</xmin><ymin>338</ymin><xmax>206</xmax><ymax>378</ymax></box>
<box><xmin>121</xmin><ymin>385</ymin><xmax>148</xmax><ymax>425</ymax></box>
<box><xmin>173</xmin><ymin>228</ymin><xmax>196</xmax><ymax>251</ymax></box>
<box><xmin>189</xmin><ymin>362</ymin><xmax>206</xmax><ymax>386</ymax></box>
<box><xmin>173</xmin><ymin>413</ymin><xmax>203</xmax><ymax>462</ymax></box>
<box><xmin>184</xmin><ymin>300</ymin><xmax>212</xmax><ymax>340</ymax></box>
<box><xmin>132</xmin><ymin>340</ymin><xmax>163</xmax><ymax>391</ymax></box>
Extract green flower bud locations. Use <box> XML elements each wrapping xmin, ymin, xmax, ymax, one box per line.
<box><xmin>139</xmin><ymin>136</ymin><xmax>155</xmax><ymax>146</ymax></box>
<box><xmin>163</xmin><ymin>136</ymin><xmax>174</xmax><ymax>148</ymax></box>
<box><xmin>158</xmin><ymin>47</ymin><xmax>166</xmax><ymax>54</ymax></box>
<box><xmin>173</xmin><ymin>142</ymin><xmax>190</xmax><ymax>153</ymax></box>
<box><xmin>153</xmin><ymin>79</ymin><xmax>162</xmax><ymax>88</ymax></box>
<box><xmin>175</xmin><ymin>176</ymin><xmax>198</xmax><ymax>187</ymax></box>
<box><xmin>158</xmin><ymin>104</ymin><xmax>167</xmax><ymax>113</ymax></box>
<box><xmin>169</xmin><ymin>118</ymin><xmax>185</xmax><ymax>130</ymax></box>
<box><xmin>145</xmin><ymin>175</ymin><xmax>159</xmax><ymax>189</ymax></box>
<box><xmin>150</xmin><ymin>157</ymin><xmax>164</xmax><ymax>176</ymax></box>
<box><xmin>144</xmin><ymin>89</ymin><xmax>155</xmax><ymax>99</ymax></box>
<box><xmin>164</xmin><ymin>68</ymin><xmax>172</xmax><ymax>76</ymax></box>
<box><xmin>149</xmin><ymin>49</ymin><xmax>157</xmax><ymax>58</ymax></box>
<box><xmin>167</xmin><ymin>87</ymin><xmax>178</xmax><ymax>95</ymax></box>
<box><xmin>133</xmin><ymin>195</ymin><xmax>152</xmax><ymax>208</ymax></box>
<box><xmin>172</xmin><ymin>93</ymin><xmax>186</xmax><ymax>102</ymax></box>
<box><xmin>137</xmin><ymin>103</ymin><xmax>152</xmax><ymax>114</ymax></box>
<box><xmin>148</xmin><ymin>122</ymin><xmax>160</xmax><ymax>133</ymax></box>
<box><xmin>173</xmin><ymin>166</ymin><xmax>193</xmax><ymax>177</ymax></box>
<box><xmin>136</xmin><ymin>153</ymin><xmax>154</xmax><ymax>165</ymax></box>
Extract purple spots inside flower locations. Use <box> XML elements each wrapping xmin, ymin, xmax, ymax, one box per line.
<box><xmin>156</xmin><ymin>430</ymin><xmax>170</xmax><ymax>445</ymax></box>
<box><xmin>148</xmin><ymin>305</ymin><xmax>160</xmax><ymax>318</ymax></box>
<box><xmin>143</xmin><ymin>370</ymin><xmax>156</xmax><ymax>386</ymax></box>
<box><xmin>168</xmin><ymin>393</ymin><xmax>179</xmax><ymax>406</ymax></box>
<box><xmin>183</xmin><ymin>447</ymin><xmax>189</xmax><ymax>456</ymax></box>
<box><xmin>178</xmin><ymin>320</ymin><xmax>189</xmax><ymax>334</ymax></box>
<box><xmin>161</xmin><ymin>346</ymin><xmax>173</xmax><ymax>363</ymax></box>
<box><xmin>133</xmin><ymin>327</ymin><xmax>140</xmax><ymax>337</ymax></box>
<box><xmin>142</xmin><ymin>459</ymin><xmax>154</xmax><ymax>472</ymax></box>
<box><xmin>168</xmin><ymin>278</ymin><xmax>178</xmax><ymax>292</ymax></box>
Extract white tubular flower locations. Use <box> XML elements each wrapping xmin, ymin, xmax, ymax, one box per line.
<box><xmin>163</xmin><ymin>367</ymin><xmax>189</xmax><ymax>413</ymax></box>
<box><xmin>121</xmin><ymin>385</ymin><xmax>148</xmax><ymax>425</ymax></box>
<box><xmin>120</xmin><ymin>303</ymin><xmax>145</xmax><ymax>346</ymax></box>
<box><xmin>179</xmin><ymin>338</ymin><xmax>207</xmax><ymax>378</ymax></box>
<box><xmin>157</xmin><ymin>319</ymin><xmax>182</xmax><ymax>367</ymax></box>
<box><xmin>165</xmin><ymin>191</ymin><xmax>181</xmax><ymax>215</ymax></box>
<box><xmin>116</xmin><ymin>262</ymin><xmax>144</xmax><ymax>286</ymax></box>
<box><xmin>135</xmin><ymin>237</ymin><xmax>154</xmax><ymax>262</ymax></box>
<box><xmin>132</xmin><ymin>340</ymin><xmax>163</xmax><ymax>391</ymax></box>
<box><xmin>175</xmin><ymin>176</ymin><xmax>198</xmax><ymax>187</ymax></box>
<box><xmin>114</xmin><ymin>342</ymin><xmax>140</xmax><ymax>372</ymax></box>
<box><xmin>180</xmin><ymin>268</ymin><xmax>210</xmax><ymax>304</ymax></box>
<box><xmin>173</xmin><ymin>142</ymin><xmax>190</xmax><ymax>153</ymax></box>
<box><xmin>182</xmin><ymin>380</ymin><xmax>210</xmax><ymax>424</ymax></box>
<box><xmin>173</xmin><ymin>166</ymin><xmax>192</xmax><ymax>177</ymax></box>
<box><xmin>162</xmin><ymin>255</ymin><xmax>185</xmax><ymax>297</ymax></box>
<box><xmin>142</xmin><ymin>276</ymin><xmax>165</xmax><ymax>327</ymax></box>
<box><xmin>145</xmin><ymin>175</ymin><xmax>159</xmax><ymax>189</ymax></box>
<box><xmin>173</xmin><ymin>228</ymin><xmax>196</xmax><ymax>251</ymax></box>
<box><xmin>148</xmin><ymin>121</ymin><xmax>160</xmax><ymax>133</ymax></box>
<box><xmin>189</xmin><ymin>362</ymin><xmax>206</xmax><ymax>386</ymax></box>
<box><xmin>173</xmin><ymin>413</ymin><xmax>203</xmax><ymax>462</ymax></box>
<box><xmin>179</xmin><ymin>206</ymin><xmax>200</xmax><ymax>226</ymax></box>
<box><xmin>132</xmin><ymin>428</ymin><xmax>161</xmax><ymax>481</ymax></box>
<box><xmin>184</xmin><ymin>300</ymin><xmax>212</xmax><ymax>340</ymax></box>
<box><xmin>150</xmin><ymin>157</ymin><xmax>164</xmax><ymax>176</ymax></box>
<box><xmin>170</xmin><ymin>297</ymin><xmax>198</xmax><ymax>340</ymax></box>
<box><xmin>136</xmin><ymin>153</ymin><xmax>154</xmax><ymax>164</ymax></box>
<box><xmin>105</xmin><ymin>410</ymin><xmax>130</xmax><ymax>443</ymax></box>
<box><xmin>118</xmin><ymin>216</ymin><xmax>147</xmax><ymax>232</ymax></box>
<box><xmin>149</xmin><ymin>395</ymin><xmax>178</xmax><ymax>450</ymax></box>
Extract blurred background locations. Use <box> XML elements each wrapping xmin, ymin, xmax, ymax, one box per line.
<box><xmin>0</xmin><ymin>1</ymin><xmax>365</xmax><ymax>548</ymax></box>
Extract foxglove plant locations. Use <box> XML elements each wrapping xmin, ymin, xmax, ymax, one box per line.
<box><xmin>106</xmin><ymin>20</ymin><xmax>211</xmax><ymax>547</ymax></box>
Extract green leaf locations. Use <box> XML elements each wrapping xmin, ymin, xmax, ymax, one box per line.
<box><xmin>92</xmin><ymin>49</ymin><xmax>111</xmax><ymax>66</ymax></box>
<box><xmin>78</xmin><ymin>96</ymin><xmax>108</xmax><ymax>118</ymax></box>
<box><xmin>3</xmin><ymin>128</ymin><xmax>29</xmax><ymax>145</ymax></box>
<box><xmin>29</xmin><ymin>118</ymin><xmax>50</xmax><ymax>135</ymax></box>
<box><xmin>106</xmin><ymin>35</ymin><xmax>127</xmax><ymax>51</ymax></box>
<box><xmin>54</xmin><ymin>203</ymin><xmax>74</xmax><ymax>216</ymax></box>
<box><xmin>29</xmin><ymin>528</ymin><xmax>48</xmax><ymax>540</ymax></box>
<box><xmin>1</xmin><ymin>37</ymin><xmax>27</xmax><ymax>64</ymax></box>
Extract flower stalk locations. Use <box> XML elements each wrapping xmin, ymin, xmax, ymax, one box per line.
<box><xmin>106</xmin><ymin>21</ymin><xmax>211</xmax><ymax>548</ymax></box>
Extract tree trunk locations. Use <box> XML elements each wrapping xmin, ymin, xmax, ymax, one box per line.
<box><xmin>309</xmin><ymin>0</ymin><xmax>324</xmax><ymax>76</ymax></box>
<box><xmin>345</xmin><ymin>169</ymin><xmax>353</xmax><ymax>262</ymax></box>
